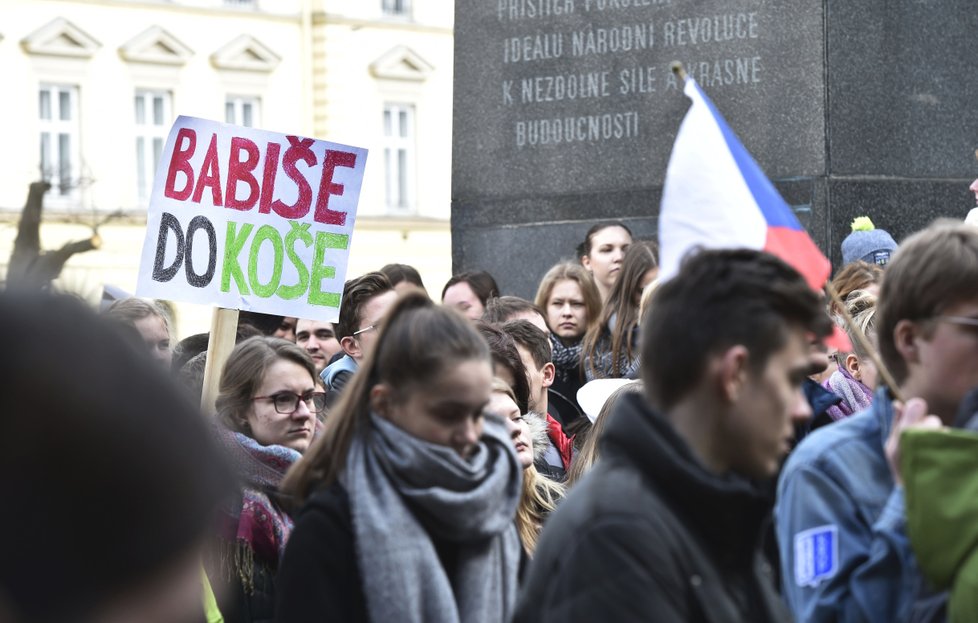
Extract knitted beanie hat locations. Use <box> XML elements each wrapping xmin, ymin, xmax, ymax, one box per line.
<box><xmin>841</xmin><ymin>217</ymin><xmax>897</xmax><ymax>266</ymax></box>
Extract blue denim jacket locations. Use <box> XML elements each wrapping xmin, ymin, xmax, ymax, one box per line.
<box><xmin>775</xmin><ymin>388</ymin><xmax>944</xmax><ymax>622</ymax></box>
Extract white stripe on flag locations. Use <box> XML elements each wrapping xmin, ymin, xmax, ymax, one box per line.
<box><xmin>658</xmin><ymin>78</ymin><xmax>766</xmax><ymax>284</ymax></box>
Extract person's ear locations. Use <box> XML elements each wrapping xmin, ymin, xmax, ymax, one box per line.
<box><xmin>893</xmin><ymin>319</ymin><xmax>919</xmax><ymax>366</ymax></box>
<box><xmin>370</xmin><ymin>383</ymin><xmax>391</xmax><ymax>417</ymax></box>
<box><xmin>845</xmin><ymin>353</ymin><xmax>861</xmax><ymax>380</ymax></box>
<box><xmin>581</xmin><ymin>254</ymin><xmax>592</xmax><ymax>271</ymax></box>
<box><xmin>541</xmin><ymin>362</ymin><xmax>556</xmax><ymax>388</ymax></box>
<box><xmin>718</xmin><ymin>345</ymin><xmax>750</xmax><ymax>403</ymax></box>
<box><xmin>340</xmin><ymin>335</ymin><xmax>361</xmax><ymax>359</ymax></box>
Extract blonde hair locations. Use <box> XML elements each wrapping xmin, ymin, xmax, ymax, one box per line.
<box><xmin>835</xmin><ymin>289</ymin><xmax>878</xmax><ymax>361</ymax></box>
<box><xmin>828</xmin><ymin>261</ymin><xmax>882</xmax><ymax>316</ymax></box>
<box><xmin>105</xmin><ymin>297</ymin><xmax>172</xmax><ymax>337</ymax></box>
<box><xmin>490</xmin><ymin>378</ymin><xmax>564</xmax><ymax>555</ymax></box>
<box><xmin>534</xmin><ymin>263</ymin><xmax>602</xmax><ymax>339</ymax></box>
<box><xmin>638</xmin><ymin>278</ymin><xmax>660</xmax><ymax>322</ymax></box>
<box><xmin>582</xmin><ymin>241</ymin><xmax>658</xmax><ymax>378</ymax></box>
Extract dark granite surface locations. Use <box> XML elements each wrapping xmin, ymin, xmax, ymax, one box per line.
<box><xmin>451</xmin><ymin>0</ymin><xmax>978</xmax><ymax>292</ymax></box>
<box><xmin>826</xmin><ymin>0</ymin><xmax>978</xmax><ymax>178</ymax></box>
<box><xmin>454</xmin><ymin>0</ymin><xmax>826</xmax><ymax>201</ymax></box>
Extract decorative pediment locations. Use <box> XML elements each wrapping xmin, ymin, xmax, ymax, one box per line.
<box><xmin>370</xmin><ymin>45</ymin><xmax>434</xmax><ymax>81</ymax></box>
<box><xmin>119</xmin><ymin>26</ymin><xmax>193</xmax><ymax>65</ymax></box>
<box><xmin>21</xmin><ymin>18</ymin><xmax>101</xmax><ymax>58</ymax></box>
<box><xmin>211</xmin><ymin>35</ymin><xmax>280</xmax><ymax>72</ymax></box>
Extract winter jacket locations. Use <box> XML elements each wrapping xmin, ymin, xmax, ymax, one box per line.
<box><xmin>903</xmin><ymin>428</ymin><xmax>978</xmax><ymax>623</ymax></box>
<box><xmin>319</xmin><ymin>354</ymin><xmax>357</xmax><ymax>407</ymax></box>
<box><xmin>276</xmin><ymin>482</ymin><xmax>494</xmax><ymax>622</ymax></box>
<box><xmin>776</xmin><ymin>387</ymin><xmax>945</xmax><ymax>622</ymax></box>
<box><xmin>513</xmin><ymin>392</ymin><xmax>790</xmax><ymax>623</ymax></box>
<box><xmin>274</xmin><ymin>484</ymin><xmax>370</xmax><ymax>622</ymax></box>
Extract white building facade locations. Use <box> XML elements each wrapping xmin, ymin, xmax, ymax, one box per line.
<box><xmin>0</xmin><ymin>0</ymin><xmax>454</xmax><ymax>336</ymax></box>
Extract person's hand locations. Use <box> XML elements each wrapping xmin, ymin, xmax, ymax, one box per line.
<box><xmin>885</xmin><ymin>398</ymin><xmax>942</xmax><ymax>486</ymax></box>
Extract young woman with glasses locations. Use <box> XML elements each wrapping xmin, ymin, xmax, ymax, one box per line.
<box><xmin>276</xmin><ymin>291</ymin><xmax>523</xmax><ymax>623</ymax></box>
<box><xmin>210</xmin><ymin>335</ymin><xmax>326</xmax><ymax>623</ymax></box>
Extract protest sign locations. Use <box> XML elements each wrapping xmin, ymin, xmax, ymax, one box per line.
<box><xmin>136</xmin><ymin>116</ymin><xmax>368</xmax><ymax>322</ymax></box>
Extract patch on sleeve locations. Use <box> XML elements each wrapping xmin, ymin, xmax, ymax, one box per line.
<box><xmin>793</xmin><ymin>525</ymin><xmax>839</xmax><ymax>587</ymax></box>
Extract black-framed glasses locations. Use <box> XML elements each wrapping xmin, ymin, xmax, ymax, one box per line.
<box><xmin>252</xmin><ymin>391</ymin><xmax>327</xmax><ymax>414</ymax></box>
<box><xmin>352</xmin><ymin>323</ymin><xmax>378</xmax><ymax>337</ymax></box>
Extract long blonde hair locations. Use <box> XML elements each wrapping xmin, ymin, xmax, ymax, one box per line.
<box><xmin>491</xmin><ymin>378</ymin><xmax>564</xmax><ymax>554</ymax></box>
<box><xmin>534</xmin><ymin>263</ymin><xmax>602</xmax><ymax>340</ymax></box>
<box><xmin>581</xmin><ymin>241</ymin><xmax>658</xmax><ymax>378</ymax></box>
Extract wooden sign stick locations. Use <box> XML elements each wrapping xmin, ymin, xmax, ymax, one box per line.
<box><xmin>199</xmin><ymin>307</ymin><xmax>239</xmax><ymax>414</ymax></box>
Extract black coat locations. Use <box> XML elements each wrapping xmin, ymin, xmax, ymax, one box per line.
<box><xmin>512</xmin><ymin>392</ymin><xmax>791</xmax><ymax>623</ymax></box>
<box><xmin>274</xmin><ymin>484</ymin><xmax>370</xmax><ymax>623</ymax></box>
<box><xmin>275</xmin><ymin>482</ymin><xmax>476</xmax><ymax>622</ymax></box>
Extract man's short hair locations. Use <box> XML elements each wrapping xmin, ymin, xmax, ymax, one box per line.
<box><xmin>878</xmin><ymin>220</ymin><xmax>978</xmax><ymax>384</ymax></box>
<box><xmin>476</xmin><ymin>322</ymin><xmax>531</xmax><ymax>414</ymax></box>
<box><xmin>441</xmin><ymin>271</ymin><xmax>500</xmax><ymax>305</ymax></box>
<box><xmin>501</xmin><ymin>319</ymin><xmax>551</xmax><ymax>370</ymax></box>
<box><xmin>484</xmin><ymin>296</ymin><xmax>545</xmax><ymax>325</ymax></box>
<box><xmin>379</xmin><ymin>263</ymin><xmax>426</xmax><ymax>291</ymax></box>
<box><xmin>643</xmin><ymin>249</ymin><xmax>832</xmax><ymax>410</ymax></box>
<box><xmin>336</xmin><ymin>272</ymin><xmax>394</xmax><ymax>341</ymax></box>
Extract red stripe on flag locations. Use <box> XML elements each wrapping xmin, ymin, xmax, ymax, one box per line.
<box><xmin>827</xmin><ymin>324</ymin><xmax>853</xmax><ymax>353</ymax></box>
<box><xmin>763</xmin><ymin>226</ymin><xmax>831</xmax><ymax>292</ymax></box>
<box><xmin>765</xmin><ymin>227</ymin><xmax>851</xmax><ymax>352</ymax></box>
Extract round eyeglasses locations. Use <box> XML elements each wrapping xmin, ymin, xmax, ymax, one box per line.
<box><xmin>252</xmin><ymin>390</ymin><xmax>327</xmax><ymax>414</ymax></box>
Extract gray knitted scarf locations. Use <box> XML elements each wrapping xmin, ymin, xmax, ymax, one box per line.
<box><xmin>342</xmin><ymin>412</ymin><xmax>523</xmax><ymax>623</ymax></box>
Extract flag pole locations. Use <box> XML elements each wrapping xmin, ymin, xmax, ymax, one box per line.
<box><xmin>824</xmin><ymin>282</ymin><xmax>905</xmax><ymax>402</ymax></box>
<box><xmin>670</xmin><ymin>61</ymin><xmax>687</xmax><ymax>82</ymax></box>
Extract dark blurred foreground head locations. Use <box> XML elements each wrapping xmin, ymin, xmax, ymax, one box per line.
<box><xmin>0</xmin><ymin>293</ymin><xmax>232</xmax><ymax>623</ymax></box>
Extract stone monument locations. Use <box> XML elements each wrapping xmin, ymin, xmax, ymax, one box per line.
<box><xmin>452</xmin><ymin>0</ymin><xmax>978</xmax><ymax>298</ymax></box>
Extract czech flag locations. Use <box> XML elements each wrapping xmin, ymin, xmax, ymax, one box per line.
<box><xmin>658</xmin><ymin>76</ymin><xmax>831</xmax><ymax>291</ymax></box>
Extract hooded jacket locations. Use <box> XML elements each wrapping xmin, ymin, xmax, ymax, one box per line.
<box><xmin>903</xmin><ymin>428</ymin><xmax>978</xmax><ymax>623</ymax></box>
<box><xmin>319</xmin><ymin>354</ymin><xmax>358</xmax><ymax>408</ymax></box>
<box><xmin>512</xmin><ymin>392</ymin><xmax>790</xmax><ymax>623</ymax></box>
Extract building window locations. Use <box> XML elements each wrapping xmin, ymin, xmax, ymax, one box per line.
<box><xmin>38</xmin><ymin>84</ymin><xmax>80</xmax><ymax>197</ymax></box>
<box><xmin>226</xmin><ymin>96</ymin><xmax>260</xmax><ymax>128</ymax></box>
<box><xmin>134</xmin><ymin>90</ymin><xmax>172</xmax><ymax>202</ymax></box>
<box><xmin>383</xmin><ymin>103</ymin><xmax>415</xmax><ymax>213</ymax></box>
<box><xmin>382</xmin><ymin>0</ymin><xmax>411</xmax><ymax>16</ymax></box>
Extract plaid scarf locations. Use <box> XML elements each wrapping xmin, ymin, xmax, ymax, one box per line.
<box><xmin>215</xmin><ymin>429</ymin><xmax>300</xmax><ymax>593</ymax></box>
<box><xmin>550</xmin><ymin>332</ymin><xmax>583</xmax><ymax>371</ymax></box>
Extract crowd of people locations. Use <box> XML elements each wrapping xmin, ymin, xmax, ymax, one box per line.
<box><xmin>3</xmin><ymin>210</ymin><xmax>978</xmax><ymax>623</ymax></box>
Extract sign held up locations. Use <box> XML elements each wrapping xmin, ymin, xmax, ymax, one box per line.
<box><xmin>137</xmin><ymin>116</ymin><xmax>368</xmax><ymax>321</ymax></box>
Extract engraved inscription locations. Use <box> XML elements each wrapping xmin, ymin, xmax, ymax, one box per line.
<box><xmin>489</xmin><ymin>3</ymin><xmax>772</xmax><ymax>149</ymax></box>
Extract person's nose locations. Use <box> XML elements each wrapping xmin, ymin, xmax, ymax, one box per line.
<box><xmin>292</xmin><ymin>398</ymin><xmax>313</xmax><ymax>420</ymax></box>
<box><xmin>455</xmin><ymin>417</ymin><xmax>481</xmax><ymax>454</ymax></box>
<box><xmin>504</xmin><ymin>416</ymin><xmax>520</xmax><ymax>439</ymax></box>
<box><xmin>561</xmin><ymin>302</ymin><xmax>573</xmax><ymax>317</ymax></box>
<box><xmin>790</xmin><ymin>388</ymin><xmax>813</xmax><ymax>427</ymax></box>
<box><xmin>306</xmin><ymin>337</ymin><xmax>320</xmax><ymax>352</ymax></box>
